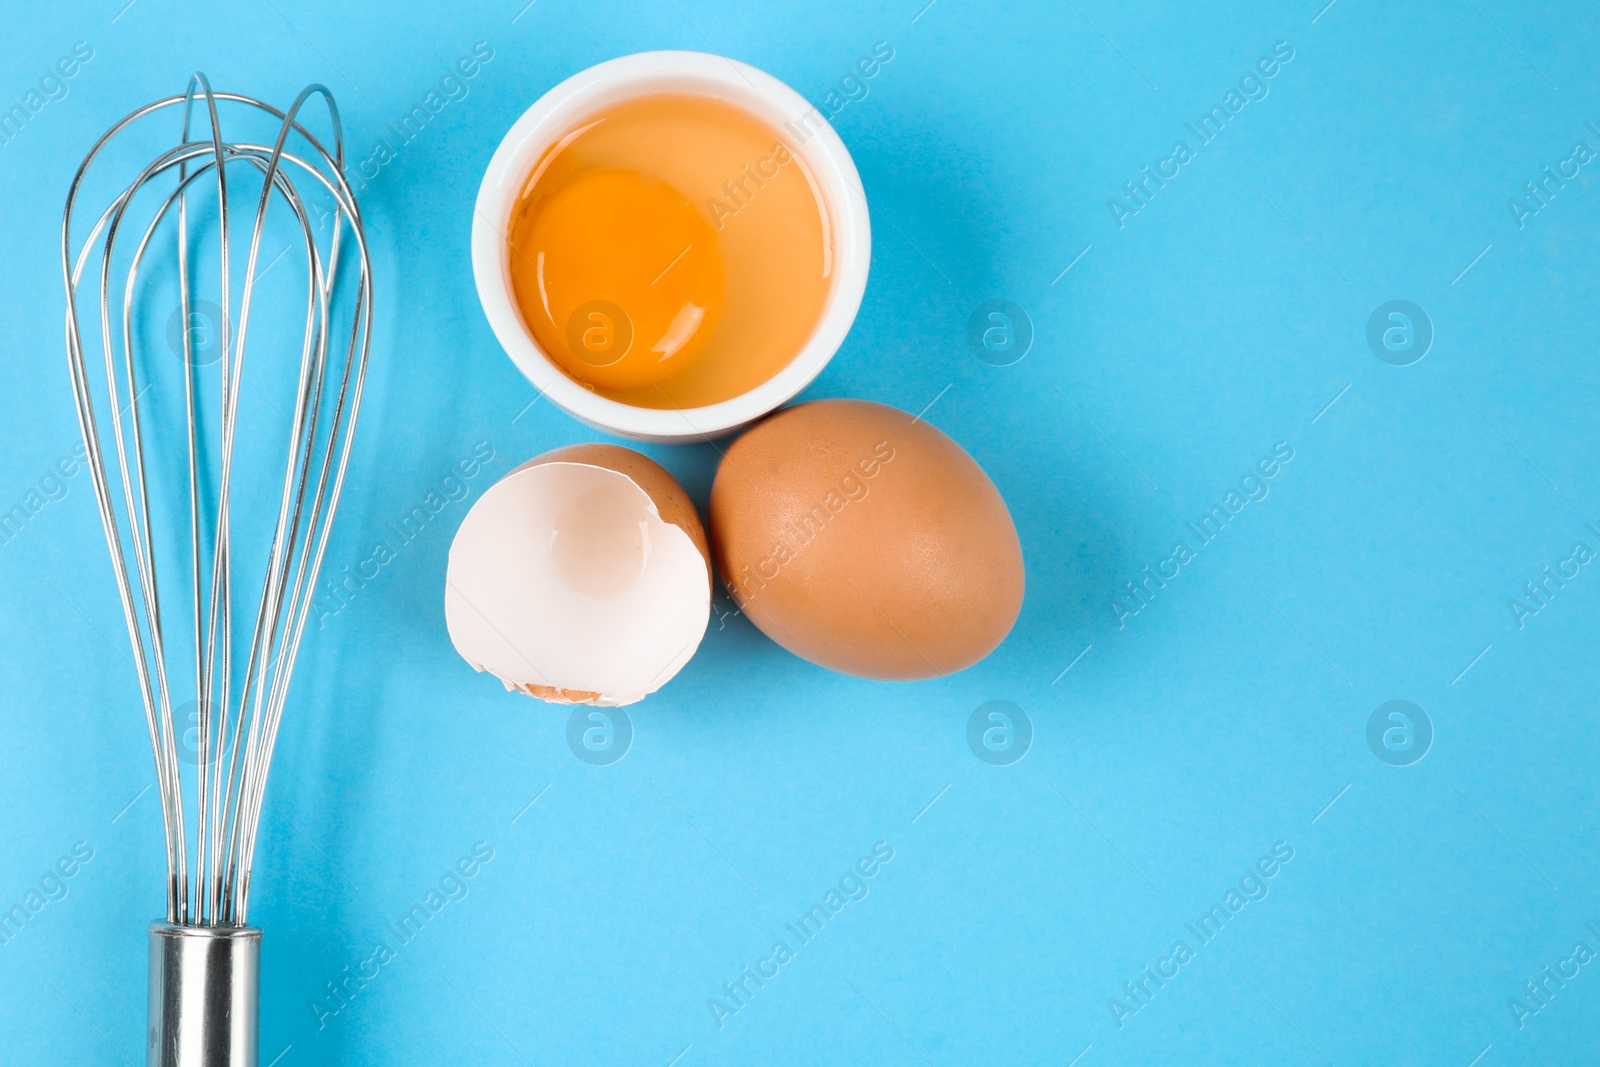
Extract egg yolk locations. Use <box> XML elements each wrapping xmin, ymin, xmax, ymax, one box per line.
<box><xmin>511</xmin><ymin>167</ymin><xmax>725</xmax><ymax>391</ymax></box>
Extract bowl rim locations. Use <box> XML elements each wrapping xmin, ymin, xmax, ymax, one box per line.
<box><xmin>471</xmin><ymin>49</ymin><xmax>872</xmax><ymax>443</ymax></box>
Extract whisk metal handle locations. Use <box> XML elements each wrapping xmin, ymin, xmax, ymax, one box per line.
<box><xmin>148</xmin><ymin>922</ymin><xmax>261</xmax><ymax>1067</ymax></box>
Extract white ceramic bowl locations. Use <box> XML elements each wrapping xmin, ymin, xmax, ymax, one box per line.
<box><xmin>472</xmin><ymin>50</ymin><xmax>872</xmax><ymax>443</ymax></box>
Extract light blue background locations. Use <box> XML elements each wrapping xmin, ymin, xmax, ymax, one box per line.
<box><xmin>3</xmin><ymin>1</ymin><xmax>1599</xmax><ymax>1064</ymax></box>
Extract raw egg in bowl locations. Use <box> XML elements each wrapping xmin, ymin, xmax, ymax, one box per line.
<box><xmin>472</xmin><ymin>51</ymin><xmax>871</xmax><ymax>442</ymax></box>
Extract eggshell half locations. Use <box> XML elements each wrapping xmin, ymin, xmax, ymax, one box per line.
<box><xmin>709</xmin><ymin>399</ymin><xmax>1024</xmax><ymax>680</ymax></box>
<box><xmin>446</xmin><ymin>444</ymin><xmax>711</xmax><ymax>705</ymax></box>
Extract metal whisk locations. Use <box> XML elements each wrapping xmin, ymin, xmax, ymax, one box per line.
<box><xmin>61</xmin><ymin>74</ymin><xmax>372</xmax><ymax>1066</ymax></box>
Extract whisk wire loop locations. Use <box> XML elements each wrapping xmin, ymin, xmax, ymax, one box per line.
<box><xmin>62</xmin><ymin>76</ymin><xmax>371</xmax><ymax>930</ymax></box>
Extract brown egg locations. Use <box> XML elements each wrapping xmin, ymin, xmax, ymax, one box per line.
<box><xmin>709</xmin><ymin>399</ymin><xmax>1024</xmax><ymax>680</ymax></box>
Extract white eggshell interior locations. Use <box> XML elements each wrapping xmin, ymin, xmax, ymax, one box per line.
<box><xmin>445</xmin><ymin>461</ymin><xmax>710</xmax><ymax>705</ymax></box>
